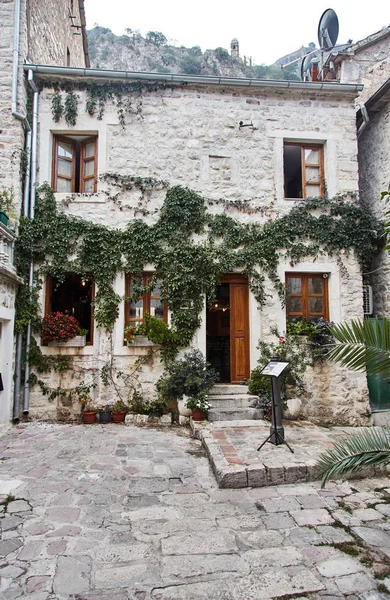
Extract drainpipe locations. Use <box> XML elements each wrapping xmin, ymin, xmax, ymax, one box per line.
<box><xmin>12</xmin><ymin>0</ymin><xmax>32</xmax><ymax>422</ymax></box>
<box><xmin>22</xmin><ymin>71</ymin><xmax>39</xmax><ymax>415</ymax></box>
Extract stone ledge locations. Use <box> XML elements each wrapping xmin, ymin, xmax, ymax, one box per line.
<box><xmin>191</xmin><ymin>420</ymin><xmax>386</xmax><ymax>489</ymax></box>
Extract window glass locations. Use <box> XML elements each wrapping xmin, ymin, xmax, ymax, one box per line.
<box><xmin>309</xmin><ymin>297</ymin><xmax>323</xmax><ymax>313</ymax></box>
<box><xmin>304</xmin><ymin>149</ymin><xmax>320</xmax><ymax>164</ymax></box>
<box><xmin>84</xmin><ymin>142</ymin><xmax>95</xmax><ymax>158</ymax></box>
<box><xmin>287</xmin><ymin>277</ymin><xmax>302</xmax><ymax>294</ymax></box>
<box><xmin>56</xmin><ymin>177</ymin><xmax>72</xmax><ymax>193</ymax></box>
<box><xmin>58</xmin><ymin>141</ymin><xmax>73</xmax><ymax>159</ymax></box>
<box><xmin>288</xmin><ymin>297</ymin><xmax>303</xmax><ymax>313</ymax></box>
<box><xmin>308</xmin><ymin>278</ymin><xmax>323</xmax><ymax>294</ymax></box>
<box><xmin>306</xmin><ymin>184</ymin><xmax>321</xmax><ymax>197</ymax></box>
<box><xmin>58</xmin><ymin>158</ymin><xmax>73</xmax><ymax>178</ymax></box>
<box><xmin>305</xmin><ymin>167</ymin><xmax>320</xmax><ymax>182</ymax></box>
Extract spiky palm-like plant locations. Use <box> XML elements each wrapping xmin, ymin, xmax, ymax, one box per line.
<box><xmin>316</xmin><ymin>317</ymin><xmax>390</xmax><ymax>485</ymax></box>
<box><xmin>327</xmin><ymin>317</ymin><xmax>390</xmax><ymax>375</ymax></box>
<box><xmin>316</xmin><ymin>427</ymin><xmax>390</xmax><ymax>487</ymax></box>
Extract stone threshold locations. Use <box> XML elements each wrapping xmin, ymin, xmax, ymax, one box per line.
<box><xmin>190</xmin><ymin>419</ymin><xmax>385</xmax><ymax>489</ymax></box>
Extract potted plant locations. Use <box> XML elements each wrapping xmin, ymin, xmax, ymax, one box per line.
<box><xmin>40</xmin><ymin>311</ymin><xmax>88</xmax><ymax>347</ymax></box>
<box><xmin>185</xmin><ymin>391</ymin><xmax>212</xmax><ymax>421</ymax></box>
<box><xmin>80</xmin><ymin>394</ymin><xmax>96</xmax><ymax>424</ymax></box>
<box><xmin>124</xmin><ymin>322</ymin><xmax>154</xmax><ymax>347</ymax></box>
<box><xmin>111</xmin><ymin>399</ymin><xmax>128</xmax><ymax>423</ymax></box>
<box><xmin>98</xmin><ymin>405</ymin><xmax>112</xmax><ymax>423</ymax></box>
<box><xmin>156</xmin><ymin>348</ymin><xmax>219</xmax><ymax>416</ymax></box>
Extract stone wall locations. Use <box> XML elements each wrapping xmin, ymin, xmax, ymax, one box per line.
<box><xmin>27</xmin><ymin>0</ymin><xmax>86</xmax><ymax>67</ymax></box>
<box><xmin>29</xmin><ymin>80</ymin><xmax>370</xmax><ymax>425</ymax></box>
<box><xmin>358</xmin><ymin>100</ymin><xmax>390</xmax><ymax>316</ymax></box>
<box><xmin>340</xmin><ymin>35</ymin><xmax>390</xmax><ymax>104</ymax></box>
<box><xmin>0</xmin><ymin>0</ymin><xmax>27</xmax><ymax>223</ymax></box>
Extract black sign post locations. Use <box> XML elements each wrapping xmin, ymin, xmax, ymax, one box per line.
<box><xmin>257</xmin><ymin>356</ymin><xmax>294</xmax><ymax>454</ymax></box>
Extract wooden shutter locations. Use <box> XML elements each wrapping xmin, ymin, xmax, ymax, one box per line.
<box><xmin>80</xmin><ymin>137</ymin><xmax>97</xmax><ymax>193</ymax></box>
<box><xmin>52</xmin><ymin>136</ymin><xmax>76</xmax><ymax>192</ymax></box>
<box><xmin>230</xmin><ymin>281</ymin><xmax>250</xmax><ymax>383</ymax></box>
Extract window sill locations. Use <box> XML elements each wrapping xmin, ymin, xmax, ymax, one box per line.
<box><xmin>54</xmin><ymin>192</ymin><xmax>105</xmax><ymax>204</ymax></box>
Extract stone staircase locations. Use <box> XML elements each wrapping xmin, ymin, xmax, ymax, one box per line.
<box><xmin>207</xmin><ymin>384</ymin><xmax>263</xmax><ymax>422</ymax></box>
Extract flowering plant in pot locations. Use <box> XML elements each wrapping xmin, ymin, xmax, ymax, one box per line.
<box><xmin>184</xmin><ymin>391</ymin><xmax>211</xmax><ymax>421</ymax></box>
<box><xmin>79</xmin><ymin>394</ymin><xmax>96</xmax><ymax>424</ymax></box>
<box><xmin>111</xmin><ymin>398</ymin><xmax>128</xmax><ymax>423</ymax></box>
<box><xmin>40</xmin><ymin>311</ymin><xmax>88</xmax><ymax>345</ymax></box>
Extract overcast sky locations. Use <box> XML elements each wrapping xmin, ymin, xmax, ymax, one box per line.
<box><xmin>84</xmin><ymin>0</ymin><xmax>389</xmax><ymax>65</ymax></box>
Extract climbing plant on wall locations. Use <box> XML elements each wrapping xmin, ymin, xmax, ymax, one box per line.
<box><xmin>15</xmin><ymin>181</ymin><xmax>382</xmax><ymax>364</ymax></box>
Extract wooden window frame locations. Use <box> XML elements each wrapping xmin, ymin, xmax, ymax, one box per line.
<box><xmin>45</xmin><ymin>275</ymin><xmax>95</xmax><ymax>345</ymax></box>
<box><xmin>125</xmin><ymin>274</ymin><xmax>168</xmax><ymax>331</ymax></box>
<box><xmin>284</xmin><ymin>142</ymin><xmax>324</xmax><ymax>199</ymax></box>
<box><xmin>286</xmin><ymin>273</ymin><xmax>329</xmax><ymax>322</ymax></box>
<box><xmin>52</xmin><ymin>134</ymin><xmax>98</xmax><ymax>193</ymax></box>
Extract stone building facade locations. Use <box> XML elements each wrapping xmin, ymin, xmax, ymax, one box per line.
<box><xmin>0</xmin><ymin>0</ymin><xmax>88</xmax><ymax>429</ymax></box>
<box><xmin>330</xmin><ymin>25</ymin><xmax>390</xmax><ymax>423</ymax></box>
<box><xmin>24</xmin><ymin>67</ymin><xmax>372</xmax><ymax>426</ymax></box>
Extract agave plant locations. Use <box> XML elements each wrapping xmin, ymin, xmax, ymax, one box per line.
<box><xmin>316</xmin><ymin>317</ymin><xmax>390</xmax><ymax>486</ymax></box>
<box><xmin>316</xmin><ymin>427</ymin><xmax>390</xmax><ymax>487</ymax></box>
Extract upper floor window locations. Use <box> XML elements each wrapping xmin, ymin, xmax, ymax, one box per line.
<box><xmin>284</xmin><ymin>143</ymin><xmax>324</xmax><ymax>199</ymax></box>
<box><xmin>286</xmin><ymin>273</ymin><xmax>329</xmax><ymax>323</ymax></box>
<box><xmin>52</xmin><ymin>135</ymin><xmax>97</xmax><ymax>193</ymax></box>
<box><xmin>125</xmin><ymin>274</ymin><xmax>167</xmax><ymax>330</ymax></box>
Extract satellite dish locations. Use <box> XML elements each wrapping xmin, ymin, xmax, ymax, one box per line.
<box><xmin>318</xmin><ymin>8</ymin><xmax>339</xmax><ymax>50</ymax></box>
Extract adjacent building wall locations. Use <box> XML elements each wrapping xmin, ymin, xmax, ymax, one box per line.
<box><xmin>358</xmin><ymin>99</ymin><xmax>390</xmax><ymax>316</ymax></box>
<box><xmin>30</xmin><ymin>81</ymin><xmax>370</xmax><ymax>425</ymax></box>
<box><xmin>26</xmin><ymin>0</ymin><xmax>87</xmax><ymax>67</ymax></box>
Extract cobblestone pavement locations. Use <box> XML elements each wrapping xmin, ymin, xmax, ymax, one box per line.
<box><xmin>0</xmin><ymin>422</ymin><xmax>389</xmax><ymax>599</ymax></box>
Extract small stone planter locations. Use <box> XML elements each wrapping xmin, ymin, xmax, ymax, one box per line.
<box><xmin>132</xmin><ymin>336</ymin><xmax>154</xmax><ymax>347</ymax></box>
<box><xmin>178</xmin><ymin>397</ymin><xmax>192</xmax><ymax>417</ymax></box>
<box><xmin>49</xmin><ymin>335</ymin><xmax>86</xmax><ymax>348</ymax></box>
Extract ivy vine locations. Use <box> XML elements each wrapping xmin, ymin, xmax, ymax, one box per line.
<box><xmin>49</xmin><ymin>80</ymin><xmax>179</xmax><ymax>128</ymax></box>
<box><xmin>15</xmin><ymin>183</ymin><xmax>382</xmax><ymax>367</ymax></box>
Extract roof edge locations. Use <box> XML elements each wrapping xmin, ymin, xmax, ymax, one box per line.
<box><xmin>23</xmin><ymin>64</ymin><xmax>364</xmax><ymax>93</ymax></box>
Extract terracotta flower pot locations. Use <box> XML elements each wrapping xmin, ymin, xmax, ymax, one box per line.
<box><xmin>191</xmin><ymin>408</ymin><xmax>206</xmax><ymax>421</ymax></box>
<box><xmin>112</xmin><ymin>411</ymin><xmax>127</xmax><ymax>423</ymax></box>
<box><xmin>82</xmin><ymin>411</ymin><xmax>97</xmax><ymax>424</ymax></box>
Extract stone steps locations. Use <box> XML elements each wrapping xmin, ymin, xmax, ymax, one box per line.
<box><xmin>208</xmin><ymin>384</ymin><xmax>262</xmax><ymax>422</ymax></box>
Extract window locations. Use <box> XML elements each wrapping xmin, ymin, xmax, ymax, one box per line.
<box><xmin>125</xmin><ymin>274</ymin><xmax>167</xmax><ymax>330</ymax></box>
<box><xmin>45</xmin><ymin>274</ymin><xmax>94</xmax><ymax>343</ymax></box>
<box><xmin>286</xmin><ymin>273</ymin><xmax>329</xmax><ymax>322</ymax></box>
<box><xmin>52</xmin><ymin>135</ymin><xmax>97</xmax><ymax>193</ymax></box>
<box><xmin>284</xmin><ymin>143</ymin><xmax>324</xmax><ymax>199</ymax></box>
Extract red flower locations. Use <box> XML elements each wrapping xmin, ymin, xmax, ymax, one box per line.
<box><xmin>40</xmin><ymin>311</ymin><xmax>80</xmax><ymax>344</ymax></box>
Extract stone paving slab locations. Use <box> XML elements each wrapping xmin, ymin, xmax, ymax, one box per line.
<box><xmin>192</xmin><ymin>420</ymin><xmax>389</xmax><ymax>488</ymax></box>
<box><xmin>0</xmin><ymin>422</ymin><xmax>388</xmax><ymax>599</ymax></box>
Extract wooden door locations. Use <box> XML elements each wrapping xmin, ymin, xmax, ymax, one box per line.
<box><xmin>229</xmin><ymin>277</ymin><xmax>250</xmax><ymax>383</ymax></box>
